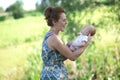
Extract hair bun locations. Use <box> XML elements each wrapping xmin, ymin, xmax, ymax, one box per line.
<box><xmin>46</xmin><ymin>7</ymin><xmax>53</xmax><ymax>13</ymax></box>
<box><xmin>44</xmin><ymin>7</ymin><xmax>54</xmax><ymax>19</ymax></box>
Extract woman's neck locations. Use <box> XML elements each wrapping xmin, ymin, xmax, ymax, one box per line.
<box><xmin>49</xmin><ymin>28</ymin><xmax>59</xmax><ymax>35</ymax></box>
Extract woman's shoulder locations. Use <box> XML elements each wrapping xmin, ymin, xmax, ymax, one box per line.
<box><xmin>47</xmin><ymin>34</ymin><xmax>63</xmax><ymax>50</ymax></box>
<box><xmin>47</xmin><ymin>34</ymin><xmax>62</xmax><ymax>44</ymax></box>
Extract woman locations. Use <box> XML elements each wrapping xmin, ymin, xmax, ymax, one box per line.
<box><xmin>40</xmin><ymin>6</ymin><xmax>92</xmax><ymax>80</ymax></box>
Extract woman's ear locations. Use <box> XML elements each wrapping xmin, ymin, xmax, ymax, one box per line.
<box><xmin>52</xmin><ymin>20</ymin><xmax>56</xmax><ymax>25</ymax></box>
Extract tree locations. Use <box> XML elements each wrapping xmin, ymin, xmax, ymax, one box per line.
<box><xmin>5</xmin><ymin>1</ymin><xmax>24</xmax><ymax>19</ymax></box>
<box><xmin>36</xmin><ymin>0</ymin><xmax>60</xmax><ymax>12</ymax></box>
<box><xmin>36</xmin><ymin>0</ymin><xmax>118</xmax><ymax>39</ymax></box>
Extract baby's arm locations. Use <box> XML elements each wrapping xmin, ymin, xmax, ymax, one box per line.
<box><xmin>79</xmin><ymin>41</ymin><xmax>87</xmax><ymax>48</ymax></box>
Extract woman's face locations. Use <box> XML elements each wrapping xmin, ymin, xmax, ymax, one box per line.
<box><xmin>54</xmin><ymin>13</ymin><xmax>67</xmax><ymax>32</ymax></box>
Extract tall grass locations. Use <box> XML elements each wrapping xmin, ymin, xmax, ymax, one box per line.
<box><xmin>0</xmin><ymin>15</ymin><xmax>49</xmax><ymax>48</ymax></box>
<box><xmin>0</xmin><ymin>15</ymin><xmax>49</xmax><ymax>80</ymax></box>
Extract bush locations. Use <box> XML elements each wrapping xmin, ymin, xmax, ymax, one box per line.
<box><xmin>0</xmin><ymin>13</ymin><xmax>8</xmax><ymax>21</ymax></box>
<box><xmin>0</xmin><ymin>15</ymin><xmax>6</xmax><ymax>21</ymax></box>
<box><xmin>5</xmin><ymin>1</ymin><xmax>24</xmax><ymax>19</ymax></box>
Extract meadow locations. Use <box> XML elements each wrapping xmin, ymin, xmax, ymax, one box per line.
<box><xmin>0</xmin><ymin>5</ymin><xmax>120</xmax><ymax>80</ymax></box>
<box><xmin>0</xmin><ymin>15</ymin><xmax>48</xmax><ymax>80</ymax></box>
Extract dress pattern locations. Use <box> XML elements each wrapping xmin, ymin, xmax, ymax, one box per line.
<box><xmin>40</xmin><ymin>31</ymin><xmax>68</xmax><ymax>80</ymax></box>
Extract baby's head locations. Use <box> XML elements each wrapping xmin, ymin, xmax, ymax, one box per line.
<box><xmin>79</xmin><ymin>25</ymin><xmax>96</xmax><ymax>36</ymax></box>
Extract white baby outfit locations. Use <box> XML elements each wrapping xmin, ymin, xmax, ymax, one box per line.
<box><xmin>70</xmin><ymin>34</ymin><xmax>88</xmax><ymax>50</ymax></box>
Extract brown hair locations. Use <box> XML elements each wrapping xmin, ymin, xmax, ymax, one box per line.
<box><xmin>81</xmin><ymin>25</ymin><xmax>96</xmax><ymax>36</ymax></box>
<box><xmin>44</xmin><ymin>6</ymin><xmax>65</xmax><ymax>27</ymax></box>
<box><xmin>90</xmin><ymin>26</ymin><xmax>96</xmax><ymax>36</ymax></box>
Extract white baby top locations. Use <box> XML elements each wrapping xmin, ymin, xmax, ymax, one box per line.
<box><xmin>72</xmin><ymin>34</ymin><xmax>88</xmax><ymax>46</ymax></box>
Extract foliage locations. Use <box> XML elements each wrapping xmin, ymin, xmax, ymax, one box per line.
<box><xmin>36</xmin><ymin>0</ymin><xmax>60</xmax><ymax>12</ymax></box>
<box><xmin>0</xmin><ymin>42</ymin><xmax>30</xmax><ymax>80</ymax></box>
<box><xmin>0</xmin><ymin>7</ymin><xmax>4</xmax><ymax>12</ymax></box>
<box><xmin>36</xmin><ymin>0</ymin><xmax>117</xmax><ymax>12</ymax></box>
<box><xmin>0</xmin><ymin>7</ymin><xmax>7</xmax><ymax>21</ymax></box>
<box><xmin>0</xmin><ymin>15</ymin><xmax>48</xmax><ymax>80</ymax></box>
<box><xmin>5</xmin><ymin>1</ymin><xmax>24</xmax><ymax>19</ymax></box>
<box><xmin>74</xmin><ymin>27</ymin><xmax>120</xmax><ymax>79</ymax></box>
<box><xmin>61</xmin><ymin>0</ymin><xmax>118</xmax><ymax>40</ymax></box>
<box><xmin>0</xmin><ymin>15</ymin><xmax>6</xmax><ymax>21</ymax></box>
<box><xmin>0</xmin><ymin>16</ymin><xmax>48</xmax><ymax>48</ymax></box>
<box><xmin>25</xmin><ymin>46</ymin><xmax>43</xmax><ymax>80</ymax></box>
<box><xmin>24</xmin><ymin>10</ymin><xmax>42</xmax><ymax>17</ymax></box>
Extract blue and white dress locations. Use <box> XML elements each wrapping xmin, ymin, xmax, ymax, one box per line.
<box><xmin>40</xmin><ymin>31</ymin><xmax>68</xmax><ymax>80</ymax></box>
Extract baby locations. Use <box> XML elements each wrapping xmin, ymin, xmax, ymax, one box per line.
<box><xmin>69</xmin><ymin>25</ymin><xmax>96</xmax><ymax>51</ymax></box>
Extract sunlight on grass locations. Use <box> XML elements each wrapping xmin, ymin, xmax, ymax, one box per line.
<box><xmin>0</xmin><ymin>16</ymin><xmax>49</xmax><ymax>48</ymax></box>
<box><xmin>0</xmin><ymin>43</ymin><xmax>28</xmax><ymax>78</ymax></box>
<box><xmin>0</xmin><ymin>15</ymin><xmax>48</xmax><ymax>80</ymax></box>
<box><xmin>0</xmin><ymin>41</ymin><xmax>42</xmax><ymax>80</ymax></box>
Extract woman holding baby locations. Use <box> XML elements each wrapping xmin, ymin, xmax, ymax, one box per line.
<box><xmin>40</xmin><ymin>6</ymin><xmax>95</xmax><ymax>80</ymax></box>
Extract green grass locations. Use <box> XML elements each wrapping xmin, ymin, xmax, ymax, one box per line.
<box><xmin>0</xmin><ymin>16</ymin><xmax>49</xmax><ymax>48</ymax></box>
<box><xmin>0</xmin><ymin>41</ymin><xmax>42</xmax><ymax>80</ymax></box>
<box><xmin>0</xmin><ymin>15</ymin><xmax>48</xmax><ymax>80</ymax></box>
<box><xmin>0</xmin><ymin>43</ymin><xmax>28</xmax><ymax>80</ymax></box>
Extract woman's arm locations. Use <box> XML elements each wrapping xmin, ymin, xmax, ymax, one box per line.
<box><xmin>47</xmin><ymin>34</ymin><xmax>92</xmax><ymax>61</ymax></box>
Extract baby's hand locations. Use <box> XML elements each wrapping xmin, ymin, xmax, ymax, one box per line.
<box><xmin>78</xmin><ymin>41</ymin><xmax>87</xmax><ymax>48</ymax></box>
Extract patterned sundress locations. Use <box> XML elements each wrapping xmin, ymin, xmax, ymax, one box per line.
<box><xmin>40</xmin><ymin>31</ymin><xmax>68</xmax><ymax>80</ymax></box>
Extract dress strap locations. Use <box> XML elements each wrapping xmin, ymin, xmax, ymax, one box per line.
<box><xmin>44</xmin><ymin>31</ymin><xmax>54</xmax><ymax>40</ymax></box>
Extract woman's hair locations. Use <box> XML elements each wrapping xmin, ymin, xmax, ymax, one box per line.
<box><xmin>44</xmin><ymin>6</ymin><xmax>65</xmax><ymax>27</ymax></box>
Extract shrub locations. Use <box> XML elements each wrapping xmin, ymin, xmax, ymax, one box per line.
<box><xmin>5</xmin><ymin>1</ymin><xmax>24</xmax><ymax>19</ymax></box>
<box><xmin>0</xmin><ymin>13</ymin><xmax>8</xmax><ymax>21</ymax></box>
<box><xmin>0</xmin><ymin>15</ymin><xmax>6</xmax><ymax>21</ymax></box>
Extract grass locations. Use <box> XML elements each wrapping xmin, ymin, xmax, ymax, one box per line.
<box><xmin>0</xmin><ymin>15</ymin><xmax>48</xmax><ymax>80</ymax></box>
<box><xmin>0</xmin><ymin>43</ymin><xmax>28</xmax><ymax>80</ymax></box>
<box><xmin>0</xmin><ymin>16</ymin><xmax>48</xmax><ymax>48</ymax></box>
<box><xmin>0</xmin><ymin>40</ymin><xmax>43</xmax><ymax>80</ymax></box>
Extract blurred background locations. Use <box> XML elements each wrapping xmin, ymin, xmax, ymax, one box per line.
<box><xmin>0</xmin><ymin>0</ymin><xmax>120</xmax><ymax>80</ymax></box>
